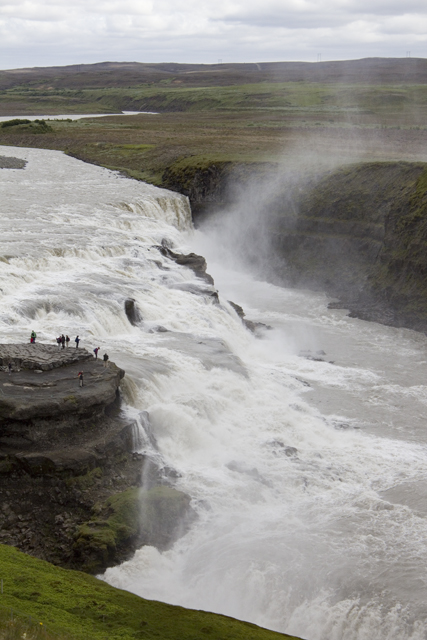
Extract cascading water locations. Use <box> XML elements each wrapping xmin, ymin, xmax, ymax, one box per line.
<box><xmin>2</xmin><ymin>145</ymin><xmax>427</xmax><ymax>640</ymax></box>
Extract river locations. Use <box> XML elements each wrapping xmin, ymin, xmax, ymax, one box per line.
<box><xmin>1</xmin><ymin>145</ymin><xmax>427</xmax><ymax>640</ymax></box>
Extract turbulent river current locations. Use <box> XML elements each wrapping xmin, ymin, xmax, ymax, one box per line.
<box><xmin>2</xmin><ymin>145</ymin><xmax>427</xmax><ymax>640</ymax></box>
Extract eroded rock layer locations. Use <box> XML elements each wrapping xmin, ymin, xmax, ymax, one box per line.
<box><xmin>166</xmin><ymin>159</ymin><xmax>427</xmax><ymax>332</ymax></box>
<box><xmin>0</xmin><ymin>344</ymin><xmax>194</xmax><ymax>573</ymax></box>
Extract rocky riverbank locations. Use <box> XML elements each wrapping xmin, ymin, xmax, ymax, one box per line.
<box><xmin>0</xmin><ymin>344</ymin><xmax>194</xmax><ymax>573</ymax></box>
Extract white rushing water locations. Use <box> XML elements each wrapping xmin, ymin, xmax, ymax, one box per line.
<box><xmin>2</xmin><ymin>145</ymin><xmax>427</xmax><ymax>640</ymax></box>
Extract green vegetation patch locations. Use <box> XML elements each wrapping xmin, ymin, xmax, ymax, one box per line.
<box><xmin>73</xmin><ymin>487</ymin><xmax>140</xmax><ymax>573</ymax></box>
<box><xmin>0</xmin><ymin>544</ymin><xmax>302</xmax><ymax>640</ymax></box>
<box><xmin>1</xmin><ymin>118</ymin><xmax>32</xmax><ymax>128</ymax></box>
<box><xmin>66</xmin><ymin>467</ymin><xmax>103</xmax><ymax>491</ymax></box>
<box><xmin>0</xmin><ymin>119</ymin><xmax>53</xmax><ymax>134</ymax></box>
<box><xmin>73</xmin><ymin>486</ymin><xmax>193</xmax><ymax>573</ymax></box>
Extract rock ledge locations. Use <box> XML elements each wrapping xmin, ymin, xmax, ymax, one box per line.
<box><xmin>0</xmin><ymin>344</ymin><xmax>124</xmax><ymax>421</ymax></box>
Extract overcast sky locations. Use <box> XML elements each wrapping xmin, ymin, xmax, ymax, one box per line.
<box><xmin>0</xmin><ymin>0</ymin><xmax>426</xmax><ymax>70</ymax></box>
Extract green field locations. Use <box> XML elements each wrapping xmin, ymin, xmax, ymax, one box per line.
<box><xmin>2</xmin><ymin>88</ymin><xmax>427</xmax><ymax>189</ymax></box>
<box><xmin>1</xmin><ymin>60</ymin><xmax>427</xmax><ymax>187</ymax></box>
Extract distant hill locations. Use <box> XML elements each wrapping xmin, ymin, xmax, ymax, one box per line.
<box><xmin>1</xmin><ymin>58</ymin><xmax>427</xmax><ymax>90</ymax></box>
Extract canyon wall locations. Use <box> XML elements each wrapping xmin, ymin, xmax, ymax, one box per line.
<box><xmin>163</xmin><ymin>160</ymin><xmax>427</xmax><ymax>332</ymax></box>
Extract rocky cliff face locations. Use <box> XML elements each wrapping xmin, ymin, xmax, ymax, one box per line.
<box><xmin>162</xmin><ymin>160</ymin><xmax>276</xmax><ymax>223</ymax></box>
<box><xmin>0</xmin><ymin>345</ymin><xmax>194</xmax><ymax>573</ymax></box>
<box><xmin>271</xmin><ymin>161</ymin><xmax>427</xmax><ymax>330</ymax></box>
<box><xmin>165</xmin><ymin>159</ymin><xmax>427</xmax><ymax>332</ymax></box>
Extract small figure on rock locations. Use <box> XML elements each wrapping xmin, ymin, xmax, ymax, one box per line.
<box><xmin>30</xmin><ymin>330</ymin><xmax>36</xmax><ymax>344</ymax></box>
<box><xmin>61</xmin><ymin>334</ymin><xmax>65</xmax><ymax>349</ymax></box>
<box><xmin>56</xmin><ymin>336</ymin><xmax>62</xmax><ymax>349</ymax></box>
<box><xmin>8</xmin><ymin>362</ymin><xmax>12</xmax><ymax>375</ymax></box>
<box><xmin>75</xmin><ymin>335</ymin><xmax>80</xmax><ymax>348</ymax></box>
<box><xmin>77</xmin><ymin>371</ymin><xmax>84</xmax><ymax>387</ymax></box>
<box><xmin>65</xmin><ymin>335</ymin><xmax>70</xmax><ymax>347</ymax></box>
<box><xmin>103</xmin><ymin>353</ymin><xmax>109</xmax><ymax>368</ymax></box>
<box><xmin>93</xmin><ymin>347</ymin><xmax>100</xmax><ymax>359</ymax></box>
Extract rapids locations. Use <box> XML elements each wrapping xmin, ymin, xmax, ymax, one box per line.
<box><xmin>1</xmin><ymin>146</ymin><xmax>427</xmax><ymax>640</ymax></box>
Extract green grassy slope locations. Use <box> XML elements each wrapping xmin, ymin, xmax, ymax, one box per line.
<box><xmin>0</xmin><ymin>545</ymin><xmax>303</xmax><ymax>640</ymax></box>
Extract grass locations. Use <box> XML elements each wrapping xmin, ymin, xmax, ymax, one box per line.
<box><xmin>0</xmin><ymin>545</ymin><xmax>303</xmax><ymax>640</ymax></box>
<box><xmin>3</xmin><ymin>79</ymin><xmax>427</xmax><ymax>116</ymax></box>
<box><xmin>1</xmin><ymin>76</ymin><xmax>427</xmax><ymax>191</ymax></box>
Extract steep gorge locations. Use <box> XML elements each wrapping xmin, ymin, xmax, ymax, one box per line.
<box><xmin>164</xmin><ymin>160</ymin><xmax>427</xmax><ymax>332</ymax></box>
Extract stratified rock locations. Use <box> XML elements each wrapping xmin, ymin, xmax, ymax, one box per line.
<box><xmin>158</xmin><ymin>243</ymin><xmax>215</xmax><ymax>285</ymax></box>
<box><xmin>0</xmin><ymin>344</ymin><xmax>124</xmax><ymax>421</ymax></box>
<box><xmin>0</xmin><ymin>345</ymin><xmax>195</xmax><ymax>574</ymax></box>
<box><xmin>0</xmin><ymin>343</ymin><xmax>92</xmax><ymax>371</ymax></box>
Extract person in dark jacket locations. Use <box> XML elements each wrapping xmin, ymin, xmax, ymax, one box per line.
<box><xmin>75</xmin><ymin>335</ymin><xmax>80</xmax><ymax>348</ymax></box>
<box><xmin>77</xmin><ymin>371</ymin><xmax>84</xmax><ymax>387</ymax></box>
<box><xmin>103</xmin><ymin>353</ymin><xmax>109</xmax><ymax>368</ymax></box>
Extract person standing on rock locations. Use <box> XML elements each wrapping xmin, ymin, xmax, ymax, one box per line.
<box><xmin>75</xmin><ymin>335</ymin><xmax>80</xmax><ymax>348</ymax></box>
<box><xmin>61</xmin><ymin>334</ymin><xmax>66</xmax><ymax>349</ymax></box>
<box><xmin>65</xmin><ymin>335</ymin><xmax>70</xmax><ymax>347</ymax></box>
<box><xmin>77</xmin><ymin>371</ymin><xmax>84</xmax><ymax>387</ymax></box>
<box><xmin>30</xmin><ymin>330</ymin><xmax>36</xmax><ymax>344</ymax></box>
<box><xmin>103</xmin><ymin>353</ymin><xmax>109</xmax><ymax>368</ymax></box>
<box><xmin>8</xmin><ymin>362</ymin><xmax>12</xmax><ymax>375</ymax></box>
<box><xmin>93</xmin><ymin>347</ymin><xmax>100</xmax><ymax>359</ymax></box>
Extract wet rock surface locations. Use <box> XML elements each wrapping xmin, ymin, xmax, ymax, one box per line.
<box><xmin>0</xmin><ymin>344</ymin><xmax>194</xmax><ymax>573</ymax></box>
<box><xmin>0</xmin><ymin>155</ymin><xmax>27</xmax><ymax>169</ymax></box>
<box><xmin>158</xmin><ymin>243</ymin><xmax>215</xmax><ymax>285</ymax></box>
<box><xmin>124</xmin><ymin>298</ymin><xmax>143</xmax><ymax>326</ymax></box>
<box><xmin>0</xmin><ymin>344</ymin><xmax>124</xmax><ymax>421</ymax></box>
<box><xmin>228</xmin><ymin>300</ymin><xmax>272</xmax><ymax>335</ymax></box>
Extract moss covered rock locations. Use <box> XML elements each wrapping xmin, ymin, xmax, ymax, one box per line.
<box><xmin>73</xmin><ymin>486</ymin><xmax>195</xmax><ymax>573</ymax></box>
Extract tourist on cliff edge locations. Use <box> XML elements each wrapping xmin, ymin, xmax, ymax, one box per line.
<box><xmin>30</xmin><ymin>330</ymin><xmax>36</xmax><ymax>343</ymax></box>
<box><xmin>77</xmin><ymin>371</ymin><xmax>84</xmax><ymax>387</ymax></box>
<box><xmin>75</xmin><ymin>335</ymin><xmax>80</xmax><ymax>348</ymax></box>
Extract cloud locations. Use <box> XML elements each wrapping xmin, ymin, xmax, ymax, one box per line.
<box><xmin>0</xmin><ymin>0</ymin><xmax>426</xmax><ymax>68</ymax></box>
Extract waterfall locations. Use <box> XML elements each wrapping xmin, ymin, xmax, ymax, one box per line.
<box><xmin>2</xmin><ymin>145</ymin><xmax>427</xmax><ymax>640</ymax></box>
